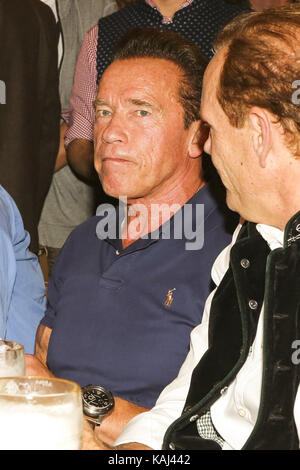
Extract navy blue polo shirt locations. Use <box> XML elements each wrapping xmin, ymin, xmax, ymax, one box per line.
<box><xmin>41</xmin><ymin>181</ymin><xmax>237</xmax><ymax>408</ymax></box>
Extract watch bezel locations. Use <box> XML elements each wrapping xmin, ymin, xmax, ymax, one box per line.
<box><xmin>82</xmin><ymin>385</ymin><xmax>114</xmax><ymax>418</ymax></box>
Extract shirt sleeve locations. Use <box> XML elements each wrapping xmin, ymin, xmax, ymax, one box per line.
<box><xmin>0</xmin><ymin>198</ymin><xmax>16</xmax><ymax>340</ymax></box>
<box><xmin>114</xmin><ymin>288</ymin><xmax>215</xmax><ymax>450</ymax></box>
<box><xmin>39</xmin><ymin>229</ymin><xmax>76</xmax><ymax>330</ymax></box>
<box><xmin>0</xmin><ymin>187</ymin><xmax>46</xmax><ymax>353</ymax></box>
<box><xmin>64</xmin><ymin>24</ymin><xmax>98</xmax><ymax>146</ymax></box>
<box><xmin>39</xmin><ymin>241</ymin><xmax>67</xmax><ymax>330</ymax></box>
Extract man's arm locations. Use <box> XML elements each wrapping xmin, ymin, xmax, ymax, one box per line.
<box><xmin>82</xmin><ymin>419</ymin><xmax>153</xmax><ymax>450</ymax></box>
<box><xmin>35</xmin><ymin>324</ymin><xmax>52</xmax><ymax>365</ymax></box>
<box><xmin>66</xmin><ymin>138</ymin><xmax>98</xmax><ymax>182</ymax></box>
<box><xmin>1</xmin><ymin>188</ymin><xmax>47</xmax><ymax>353</ymax></box>
<box><xmin>64</xmin><ymin>25</ymin><xmax>98</xmax><ymax>181</ymax></box>
<box><xmin>80</xmin><ymin>299</ymin><xmax>213</xmax><ymax>451</ymax></box>
<box><xmin>93</xmin><ymin>396</ymin><xmax>149</xmax><ymax>448</ymax></box>
<box><xmin>25</xmin><ymin>324</ymin><xmax>54</xmax><ymax>377</ymax></box>
<box><xmin>27</xmin><ymin>325</ymin><xmax>150</xmax><ymax>447</ymax></box>
<box><xmin>54</xmin><ymin>121</ymin><xmax>68</xmax><ymax>172</ymax></box>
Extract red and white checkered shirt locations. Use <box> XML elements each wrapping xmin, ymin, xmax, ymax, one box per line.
<box><xmin>64</xmin><ymin>0</ymin><xmax>195</xmax><ymax>147</ymax></box>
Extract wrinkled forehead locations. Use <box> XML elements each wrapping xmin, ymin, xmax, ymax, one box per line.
<box><xmin>99</xmin><ymin>57</ymin><xmax>182</xmax><ymax>95</ymax></box>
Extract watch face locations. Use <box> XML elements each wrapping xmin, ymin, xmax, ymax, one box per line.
<box><xmin>82</xmin><ymin>385</ymin><xmax>114</xmax><ymax>418</ymax></box>
<box><xmin>83</xmin><ymin>389</ymin><xmax>110</xmax><ymax>409</ymax></box>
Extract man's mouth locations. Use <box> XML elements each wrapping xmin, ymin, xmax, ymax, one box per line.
<box><xmin>102</xmin><ymin>156</ymin><xmax>134</xmax><ymax>165</ymax></box>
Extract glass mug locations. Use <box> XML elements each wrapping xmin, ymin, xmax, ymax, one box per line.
<box><xmin>0</xmin><ymin>340</ymin><xmax>25</xmax><ymax>377</ymax></box>
<box><xmin>0</xmin><ymin>376</ymin><xmax>83</xmax><ymax>449</ymax></box>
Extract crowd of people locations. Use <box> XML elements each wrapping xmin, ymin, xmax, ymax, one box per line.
<box><xmin>0</xmin><ymin>0</ymin><xmax>299</xmax><ymax>451</ymax></box>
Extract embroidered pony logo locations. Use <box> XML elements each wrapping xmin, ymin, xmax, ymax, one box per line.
<box><xmin>164</xmin><ymin>288</ymin><xmax>176</xmax><ymax>307</ymax></box>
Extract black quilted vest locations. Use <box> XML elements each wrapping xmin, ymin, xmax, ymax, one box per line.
<box><xmin>163</xmin><ymin>217</ymin><xmax>300</xmax><ymax>450</ymax></box>
<box><xmin>96</xmin><ymin>0</ymin><xmax>249</xmax><ymax>83</ymax></box>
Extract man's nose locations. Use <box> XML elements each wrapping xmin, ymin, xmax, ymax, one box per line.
<box><xmin>99</xmin><ymin>114</ymin><xmax>128</xmax><ymax>144</ymax></box>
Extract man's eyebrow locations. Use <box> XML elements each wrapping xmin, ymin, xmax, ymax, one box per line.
<box><xmin>127</xmin><ymin>98</ymin><xmax>155</xmax><ymax>108</ymax></box>
<box><xmin>93</xmin><ymin>99</ymin><xmax>108</xmax><ymax>109</ymax></box>
<box><xmin>93</xmin><ymin>97</ymin><xmax>159</xmax><ymax>110</ymax></box>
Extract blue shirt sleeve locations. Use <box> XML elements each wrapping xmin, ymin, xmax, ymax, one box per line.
<box><xmin>0</xmin><ymin>186</ymin><xmax>46</xmax><ymax>353</ymax></box>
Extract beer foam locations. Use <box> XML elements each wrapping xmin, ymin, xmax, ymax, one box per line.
<box><xmin>0</xmin><ymin>399</ymin><xmax>83</xmax><ymax>450</ymax></box>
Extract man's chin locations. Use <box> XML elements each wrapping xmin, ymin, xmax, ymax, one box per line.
<box><xmin>99</xmin><ymin>181</ymin><xmax>129</xmax><ymax>200</ymax></box>
<box><xmin>101</xmin><ymin>185</ymin><xmax>122</xmax><ymax>200</ymax></box>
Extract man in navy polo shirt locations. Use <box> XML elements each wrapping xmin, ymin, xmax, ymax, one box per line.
<box><xmin>26</xmin><ymin>29</ymin><xmax>237</xmax><ymax>447</ymax></box>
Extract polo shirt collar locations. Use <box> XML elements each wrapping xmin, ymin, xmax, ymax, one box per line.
<box><xmin>95</xmin><ymin>182</ymin><xmax>213</xmax><ymax>252</ymax></box>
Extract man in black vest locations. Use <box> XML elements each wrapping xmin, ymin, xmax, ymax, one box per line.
<box><xmin>80</xmin><ymin>4</ymin><xmax>300</xmax><ymax>450</ymax></box>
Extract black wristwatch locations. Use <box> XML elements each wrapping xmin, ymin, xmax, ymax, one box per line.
<box><xmin>82</xmin><ymin>384</ymin><xmax>115</xmax><ymax>426</ymax></box>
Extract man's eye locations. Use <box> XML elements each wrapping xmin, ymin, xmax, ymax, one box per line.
<box><xmin>137</xmin><ymin>110</ymin><xmax>150</xmax><ymax>117</ymax></box>
<box><xmin>97</xmin><ymin>109</ymin><xmax>111</xmax><ymax>117</ymax></box>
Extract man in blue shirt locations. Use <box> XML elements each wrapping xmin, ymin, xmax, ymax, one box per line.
<box><xmin>26</xmin><ymin>29</ymin><xmax>238</xmax><ymax>446</ymax></box>
<box><xmin>0</xmin><ymin>186</ymin><xmax>46</xmax><ymax>353</ymax></box>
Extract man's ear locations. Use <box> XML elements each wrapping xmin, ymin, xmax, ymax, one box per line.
<box><xmin>248</xmin><ymin>107</ymin><xmax>272</xmax><ymax>168</ymax></box>
<box><xmin>188</xmin><ymin>120</ymin><xmax>208</xmax><ymax>158</ymax></box>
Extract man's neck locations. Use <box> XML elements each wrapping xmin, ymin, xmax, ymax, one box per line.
<box><xmin>153</xmin><ymin>0</ymin><xmax>186</xmax><ymax>18</ymax></box>
<box><xmin>121</xmin><ymin>177</ymin><xmax>205</xmax><ymax>249</ymax></box>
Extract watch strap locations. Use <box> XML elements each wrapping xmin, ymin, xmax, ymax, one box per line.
<box><xmin>85</xmin><ymin>415</ymin><xmax>104</xmax><ymax>427</ymax></box>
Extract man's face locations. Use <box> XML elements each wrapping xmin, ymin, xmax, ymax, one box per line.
<box><xmin>94</xmin><ymin>58</ymin><xmax>199</xmax><ymax>201</ymax></box>
<box><xmin>200</xmin><ymin>50</ymin><xmax>264</xmax><ymax>222</ymax></box>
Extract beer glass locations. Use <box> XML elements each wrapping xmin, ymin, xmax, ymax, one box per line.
<box><xmin>0</xmin><ymin>376</ymin><xmax>83</xmax><ymax>449</ymax></box>
<box><xmin>0</xmin><ymin>340</ymin><xmax>25</xmax><ymax>377</ymax></box>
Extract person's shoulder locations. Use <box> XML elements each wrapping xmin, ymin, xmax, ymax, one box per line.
<box><xmin>27</xmin><ymin>0</ymin><xmax>58</xmax><ymax>33</ymax></box>
<box><xmin>76</xmin><ymin>0</ymin><xmax>118</xmax><ymax>20</ymax></box>
<box><xmin>0</xmin><ymin>186</ymin><xmax>24</xmax><ymax>241</ymax></box>
<box><xmin>67</xmin><ymin>215</ymin><xmax>101</xmax><ymax>241</ymax></box>
<box><xmin>54</xmin><ymin>216</ymin><xmax>102</xmax><ymax>266</ymax></box>
<box><xmin>0</xmin><ymin>186</ymin><xmax>14</xmax><ymax>219</ymax></box>
<box><xmin>98</xmin><ymin>0</ymin><xmax>143</xmax><ymax>23</ymax></box>
<box><xmin>30</xmin><ymin>0</ymin><xmax>56</xmax><ymax>19</ymax></box>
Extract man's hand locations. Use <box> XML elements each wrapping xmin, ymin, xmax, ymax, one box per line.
<box><xmin>81</xmin><ymin>419</ymin><xmax>153</xmax><ymax>451</ymax></box>
<box><xmin>81</xmin><ymin>419</ymin><xmax>112</xmax><ymax>450</ymax></box>
<box><xmin>25</xmin><ymin>354</ymin><xmax>55</xmax><ymax>378</ymax></box>
<box><xmin>93</xmin><ymin>396</ymin><xmax>149</xmax><ymax>448</ymax></box>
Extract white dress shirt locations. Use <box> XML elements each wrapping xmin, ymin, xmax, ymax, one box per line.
<box><xmin>115</xmin><ymin>223</ymin><xmax>300</xmax><ymax>450</ymax></box>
